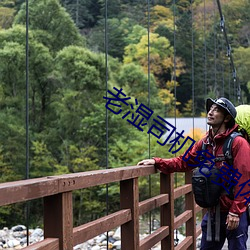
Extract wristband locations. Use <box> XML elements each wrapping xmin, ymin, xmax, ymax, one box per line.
<box><xmin>229</xmin><ymin>212</ymin><xmax>239</xmax><ymax>217</ymax></box>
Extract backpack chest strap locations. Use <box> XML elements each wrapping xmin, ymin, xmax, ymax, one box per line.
<box><xmin>214</xmin><ymin>157</ymin><xmax>225</xmax><ymax>162</ymax></box>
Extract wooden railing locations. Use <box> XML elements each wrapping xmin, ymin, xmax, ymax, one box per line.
<box><xmin>0</xmin><ymin>165</ymin><xmax>203</xmax><ymax>250</ymax></box>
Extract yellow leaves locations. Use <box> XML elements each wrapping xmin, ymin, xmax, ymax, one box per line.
<box><xmin>158</xmin><ymin>87</ymin><xmax>181</xmax><ymax>117</ymax></box>
<box><xmin>174</xmin><ymin>56</ymin><xmax>186</xmax><ymax>77</ymax></box>
<box><xmin>200</xmin><ymin>112</ymin><xmax>207</xmax><ymax>118</ymax></box>
<box><xmin>166</xmin><ymin>80</ymin><xmax>179</xmax><ymax>91</ymax></box>
<box><xmin>124</xmin><ymin>31</ymin><xmax>186</xmax><ymax>85</ymax></box>
<box><xmin>0</xmin><ymin>7</ymin><xmax>15</xmax><ymax>29</ymax></box>
<box><xmin>124</xmin><ymin>33</ymin><xmax>173</xmax><ymax>74</ymax></box>
<box><xmin>186</xmin><ymin>128</ymin><xmax>206</xmax><ymax>141</ymax></box>
<box><xmin>158</xmin><ymin>88</ymin><xmax>174</xmax><ymax>105</ymax></box>
<box><xmin>149</xmin><ymin>5</ymin><xmax>174</xmax><ymax>32</ymax></box>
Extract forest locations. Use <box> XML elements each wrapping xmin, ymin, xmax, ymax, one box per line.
<box><xmin>0</xmin><ymin>0</ymin><xmax>249</xmax><ymax>228</ymax></box>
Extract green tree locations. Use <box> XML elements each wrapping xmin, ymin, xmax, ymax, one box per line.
<box><xmin>14</xmin><ymin>0</ymin><xmax>84</xmax><ymax>52</ymax></box>
<box><xmin>116</xmin><ymin>63</ymin><xmax>165</xmax><ymax>113</ymax></box>
<box><xmin>61</xmin><ymin>0</ymin><xmax>101</xmax><ymax>28</ymax></box>
<box><xmin>234</xmin><ymin>46</ymin><xmax>250</xmax><ymax>102</ymax></box>
<box><xmin>86</xmin><ymin>17</ymin><xmax>138</xmax><ymax>60</ymax></box>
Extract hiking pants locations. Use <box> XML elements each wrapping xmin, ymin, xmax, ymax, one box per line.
<box><xmin>200</xmin><ymin>211</ymin><xmax>248</xmax><ymax>250</ymax></box>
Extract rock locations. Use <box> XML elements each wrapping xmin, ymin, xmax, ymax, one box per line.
<box><xmin>100</xmin><ymin>240</ymin><xmax>108</xmax><ymax>246</ymax></box>
<box><xmin>87</xmin><ymin>238</ymin><xmax>94</xmax><ymax>245</ymax></box>
<box><xmin>20</xmin><ymin>237</ymin><xmax>27</xmax><ymax>245</ymax></box>
<box><xmin>108</xmin><ymin>236</ymin><xmax>116</xmax><ymax>243</ymax></box>
<box><xmin>0</xmin><ymin>224</ymin><xmax>187</xmax><ymax>249</ymax></box>
<box><xmin>0</xmin><ymin>230</ymin><xmax>7</xmax><ymax>238</ymax></box>
<box><xmin>30</xmin><ymin>228</ymin><xmax>43</xmax><ymax>238</ymax></box>
<box><xmin>7</xmin><ymin>239</ymin><xmax>20</xmax><ymax>247</ymax></box>
<box><xmin>113</xmin><ymin>240</ymin><xmax>121</xmax><ymax>249</ymax></box>
<box><xmin>113</xmin><ymin>227</ymin><xmax>120</xmax><ymax>240</ymax></box>
<box><xmin>11</xmin><ymin>226</ymin><xmax>26</xmax><ymax>232</ymax></box>
<box><xmin>91</xmin><ymin>245</ymin><xmax>101</xmax><ymax>250</ymax></box>
<box><xmin>14</xmin><ymin>245</ymin><xmax>23</xmax><ymax>249</ymax></box>
<box><xmin>95</xmin><ymin>234</ymin><xmax>106</xmax><ymax>243</ymax></box>
<box><xmin>12</xmin><ymin>231</ymin><xmax>25</xmax><ymax>238</ymax></box>
<box><xmin>107</xmin><ymin>231</ymin><xmax>114</xmax><ymax>237</ymax></box>
<box><xmin>73</xmin><ymin>243</ymin><xmax>86</xmax><ymax>249</ymax></box>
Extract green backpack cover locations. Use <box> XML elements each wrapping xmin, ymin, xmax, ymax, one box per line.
<box><xmin>235</xmin><ymin>105</ymin><xmax>250</xmax><ymax>140</ymax></box>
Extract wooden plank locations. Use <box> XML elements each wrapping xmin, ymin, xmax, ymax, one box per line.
<box><xmin>161</xmin><ymin>173</ymin><xmax>174</xmax><ymax>250</ymax></box>
<box><xmin>120</xmin><ymin>178</ymin><xmax>140</xmax><ymax>250</ymax></box>
<box><xmin>185</xmin><ymin>172</ymin><xmax>196</xmax><ymax>250</ymax></box>
<box><xmin>195</xmin><ymin>204</ymin><xmax>203</xmax><ymax>213</ymax></box>
<box><xmin>139</xmin><ymin>226</ymin><xmax>169</xmax><ymax>250</ymax></box>
<box><xmin>22</xmin><ymin>238</ymin><xmax>59</xmax><ymax>250</ymax></box>
<box><xmin>0</xmin><ymin>177</ymin><xmax>59</xmax><ymax>206</ymax></box>
<box><xmin>57</xmin><ymin>165</ymin><xmax>156</xmax><ymax>192</ymax></box>
<box><xmin>174</xmin><ymin>210</ymin><xmax>192</xmax><ymax>229</ymax></box>
<box><xmin>73</xmin><ymin>209</ymin><xmax>131</xmax><ymax>245</ymax></box>
<box><xmin>174</xmin><ymin>236</ymin><xmax>193</xmax><ymax>250</ymax></box>
<box><xmin>174</xmin><ymin>184</ymin><xmax>192</xmax><ymax>199</ymax></box>
<box><xmin>44</xmin><ymin>192</ymin><xmax>73</xmax><ymax>250</ymax></box>
<box><xmin>0</xmin><ymin>165</ymin><xmax>156</xmax><ymax>206</ymax></box>
<box><xmin>139</xmin><ymin>194</ymin><xmax>169</xmax><ymax>215</ymax></box>
<box><xmin>196</xmin><ymin>225</ymin><xmax>202</xmax><ymax>237</ymax></box>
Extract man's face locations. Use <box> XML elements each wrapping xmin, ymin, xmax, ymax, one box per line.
<box><xmin>207</xmin><ymin>104</ymin><xmax>226</xmax><ymax>127</ymax></box>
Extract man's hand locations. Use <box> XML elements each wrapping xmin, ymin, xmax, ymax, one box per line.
<box><xmin>226</xmin><ymin>213</ymin><xmax>240</xmax><ymax>230</ymax></box>
<box><xmin>137</xmin><ymin>159</ymin><xmax>155</xmax><ymax>166</ymax></box>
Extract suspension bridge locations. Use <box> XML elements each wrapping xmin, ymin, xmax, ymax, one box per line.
<box><xmin>0</xmin><ymin>0</ymin><xmax>248</xmax><ymax>249</ymax></box>
<box><xmin>0</xmin><ymin>165</ymin><xmax>202</xmax><ymax>249</ymax></box>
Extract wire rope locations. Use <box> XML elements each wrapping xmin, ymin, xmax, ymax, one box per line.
<box><xmin>203</xmin><ymin>0</ymin><xmax>207</xmax><ymax>99</ymax></box>
<box><xmin>215</xmin><ymin>0</ymin><xmax>242</xmax><ymax>104</ymax></box>
<box><xmin>147</xmin><ymin>0</ymin><xmax>152</xmax><ymax>234</ymax></box>
<box><xmin>25</xmin><ymin>0</ymin><xmax>30</xmax><ymax>245</ymax></box>
<box><xmin>104</xmin><ymin>0</ymin><xmax>109</xmax><ymax>248</ymax></box>
<box><xmin>76</xmin><ymin>0</ymin><xmax>79</xmax><ymax>27</ymax></box>
<box><xmin>213</xmin><ymin>0</ymin><xmax>217</xmax><ymax>96</ymax></box>
<box><xmin>203</xmin><ymin>0</ymin><xmax>209</xmax><ymax>133</ymax></box>
<box><xmin>191</xmin><ymin>1</ymin><xmax>195</xmax><ymax>137</ymax></box>
<box><xmin>172</xmin><ymin>0</ymin><xmax>179</xmax><ymax>245</ymax></box>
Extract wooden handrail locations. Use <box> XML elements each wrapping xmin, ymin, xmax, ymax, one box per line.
<box><xmin>0</xmin><ymin>165</ymin><xmax>203</xmax><ymax>249</ymax></box>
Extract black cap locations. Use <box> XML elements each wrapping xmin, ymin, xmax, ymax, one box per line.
<box><xmin>206</xmin><ymin>97</ymin><xmax>237</xmax><ymax>119</ymax></box>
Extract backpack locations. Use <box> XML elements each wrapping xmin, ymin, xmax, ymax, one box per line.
<box><xmin>192</xmin><ymin>104</ymin><xmax>250</xmax><ymax>241</ymax></box>
<box><xmin>191</xmin><ymin>132</ymin><xmax>243</xmax><ymax>242</ymax></box>
<box><xmin>192</xmin><ymin>131</ymin><xmax>241</xmax><ymax>208</ymax></box>
<box><xmin>192</xmin><ymin>104</ymin><xmax>250</xmax><ymax>208</ymax></box>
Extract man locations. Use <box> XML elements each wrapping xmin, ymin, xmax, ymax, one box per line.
<box><xmin>138</xmin><ymin>97</ymin><xmax>250</xmax><ymax>250</ymax></box>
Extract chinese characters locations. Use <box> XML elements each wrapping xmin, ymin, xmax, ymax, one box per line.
<box><xmin>104</xmin><ymin>87</ymin><xmax>195</xmax><ymax>154</ymax></box>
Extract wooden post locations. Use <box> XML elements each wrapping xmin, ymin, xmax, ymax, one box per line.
<box><xmin>44</xmin><ymin>192</ymin><xmax>73</xmax><ymax>250</ymax></box>
<box><xmin>120</xmin><ymin>178</ymin><xmax>139</xmax><ymax>250</ymax></box>
<box><xmin>185</xmin><ymin>171</ymin><xmax>196</xmax><ymax>250</ymax></box>
<box><xmin>161</xmin><ymin>173</ymin><xmax>174</xmax><ymax>250</ymax></box>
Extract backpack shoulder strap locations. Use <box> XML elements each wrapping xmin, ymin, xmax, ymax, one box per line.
<box><xmin>223</xmin><ymin>131</ymin><xmax>242</xmax><ymax>166</ymax></box>
<box><xmin>201</xmin><ymin>141</ymin><xmax>207</xmax><ymax>151</ymax></box>
<box><xmin>199</xmin><ymin>141</ymin><xmax>207</xmax><ymax>162</ymax></box>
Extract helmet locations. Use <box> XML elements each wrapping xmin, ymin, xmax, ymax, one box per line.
<box><xmin>206</xmin><ymin>97</ymin><xmax>237</xmax><ymax>119</ymax></box>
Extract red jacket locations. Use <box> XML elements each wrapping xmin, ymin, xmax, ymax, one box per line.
<box><xmin>154</xmin><ymin>124</ymin><xmax>250</xmax><ymax>216</ymax></box>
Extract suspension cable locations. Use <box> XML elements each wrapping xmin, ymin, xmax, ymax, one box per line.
<box><xmin>25</xmin><ymin>0</ymin><xmax>30</xmax><ymax>245</ymax></box>
<box><xmin>213</xmin><ymin>0</ymin><xmax>217</xmax><ymax>95</ymax></box>
<box><xmin>216</xmin><ymin>0</ymin><xmax>242</xmax><ymax>104</ymax></box>
<box><xmin>104</xmin><ymin>0</ymin><xmax>109</xmax><ymax>248</ymax></box>
<box><xmin>203</xmin><ymin>0</ymin><xmax>207</xmax><ymax>98</ymax></box>
<box><xmin>172</xmin><ymin>0</ymin><xmax>179</xmax><ymax>245</ymax></box>
<box><xmin>147</xmin><ymin>0</ymin><xmax>152</xmax><ymax>234</ymax></box>
<box><xmin>191</xmin><ymin>1</ymin><xmax>195</xmax><ymax>136</ymax></box>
